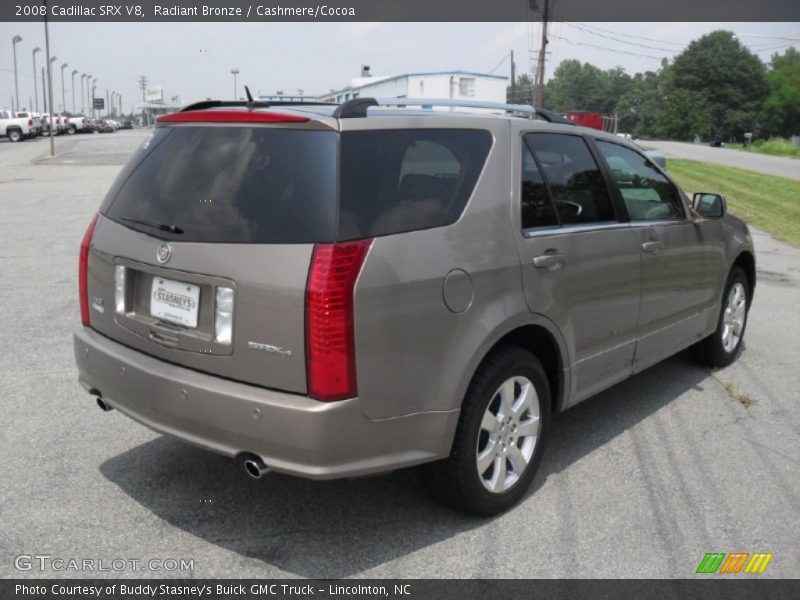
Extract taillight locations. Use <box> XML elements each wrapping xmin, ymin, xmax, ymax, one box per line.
<box><xmin>305</xmin><ymin>239</ymin><xmax>372</xmax><ymax>402</ymax></box>
<box><xmin>28</xmin><ymin>118</ymin><xmax>33</xmax><ymax>126</ymax></box>
<box><xmin>79</xmin><ymin>214</ymin><xmax>99</xmax><ymax>326</ymax></box>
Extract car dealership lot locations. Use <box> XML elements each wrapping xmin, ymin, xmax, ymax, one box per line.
<box><xmin>0</xmin><ymin>130</ymin><xmax>798</xmax><ymax>578</ymax></box>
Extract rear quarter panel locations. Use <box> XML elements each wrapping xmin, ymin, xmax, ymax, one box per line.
<box><xmin>352</xmin><ymin>119</ymin><xmax>537</xmax><ymax>420</ymax></box>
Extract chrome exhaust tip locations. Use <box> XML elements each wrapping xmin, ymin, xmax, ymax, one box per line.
<box><xmin>244</xmin><ymin>456</ymin><xmax>270</xmax><ymax>479</ymax></box>
<box><xmin>95</xmin><ymin>396</ymin><xmax>113</xmax><ymax>412</ymax></box>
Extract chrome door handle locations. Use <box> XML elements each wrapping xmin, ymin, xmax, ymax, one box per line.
<box><xmin>533</xmin><ymin>253</ymin><xmax>567</xmax><ymax>269</ymax></box>
<box><xmin>642</xmin><ymin>241</ymin><xmax>664</xmax><ymax>253</ymax></box>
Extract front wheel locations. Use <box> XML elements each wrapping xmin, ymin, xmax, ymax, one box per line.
<box><xmin>693</xmin><ymin>266</ymin><xmax>749</xmax><ymax>367</ymax></box>
<box><xmin>67</xmin><ymin>125</ymin><xmax>76</xmax><ymax>135</ymax></box>
<box><xmin>423</xmin><ymin>345</ymin><xmax>550</xmax><ymax>516</ymax></box>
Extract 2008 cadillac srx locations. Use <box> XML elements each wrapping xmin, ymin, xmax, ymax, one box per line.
<box><xmin>73</xmin><ymin>97</ymin><xmax>755</xmax><ymax>515</ymax></box>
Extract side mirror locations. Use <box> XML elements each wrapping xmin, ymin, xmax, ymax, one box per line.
<box><xmin>692</xmin><ymin>192</ymin><xmax>726</xmax><ymax>219</ymax></box>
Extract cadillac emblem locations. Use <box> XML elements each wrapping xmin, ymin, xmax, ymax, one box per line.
<box><xmin>156</xmin><ymin>242</ymin><xmax>173</xmax><ymax>264</ymax></box>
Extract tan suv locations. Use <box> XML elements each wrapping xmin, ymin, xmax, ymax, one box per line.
<box><xmin>73</xmin><ymin>97</ymin><xmax>755</xmax><ymax>515</ymax></box>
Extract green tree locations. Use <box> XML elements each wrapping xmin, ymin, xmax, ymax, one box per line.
<box><xmin>670</xmin><ymin>30</ymin><xmax>767</xmax><ymax>141</ymax></box>
<box><xmin>761</xmin><ymin>47</ymin><xmax>800</xmax><ymax>137</ymax></box>
<box><xmin>506</xmin><ymin>73</ymin><xmax>535</xmax><ymax>105</ymax></box>
<box><xmin>615</xmin><ymin>70</ymin><xmax>664</xmax><ymax>137</ymax></box>
<box><xmin>544</xmin><ymin>60</ymin><xmax>608</xmax><ymax>112</ymax></box>
<box><xmin>543</xmin><ymin>60</ymin><xmax>633</xmax><ymax>114</ymax></box>
<box><xmin>655</xmin><ymin>89</ymin><xmax>712</xmax><ymax>140</ymax></box>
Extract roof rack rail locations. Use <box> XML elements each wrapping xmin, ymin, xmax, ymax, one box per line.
<box><xmin>334</xmin><ymin>97</ymin><xmax>538</xmax><ymax>119</ymax></box>
<box><xmin>332</xmin><ymin>98</ymin><xmax>378</xmax><ymax>118</ymax></box>
<box><xmin>180</xmin><ymin>99</ymin><xmax>335</xmax><ymax>112</ymax></box>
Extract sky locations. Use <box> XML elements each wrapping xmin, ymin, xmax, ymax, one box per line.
<box><xmin>1</xmin><ymin>21</ymin><xmax>798</xmax><ymax>113</ymax></box>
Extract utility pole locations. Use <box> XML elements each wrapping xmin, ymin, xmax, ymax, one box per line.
<box><xmin>510</xmin><ymin>50</ymin><xmax>516</xmax><ymax>104</ymax></box>
<box><xmin>41</xmin><ymin>68</ymin><xmax>46</xmax><ymax>112</ymax></box>
<box><xmin>138</xmin><ymin>76</ymin><xmax>148</xmax><ymax>101</ymax></box>
<box><xmin>534</xmin><ymin>0</ymin><xmax>550</xmax><ymax>108</ymax></box>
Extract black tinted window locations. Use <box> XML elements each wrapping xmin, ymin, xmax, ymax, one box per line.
<box><xmin>339</xmin><ymin>129</ymin><xmax>492</xmax><ymax>239</ymax></box>
<box><xmin>595</xmin><ymin>141</ymin><xmax>683</xmax><ymax>221</ymax></box>
<box><xmin>524</xmin><ymin>133</ymin><xmax>616</xmax><ymax>225</ymax></box>
<box><xmin>521</xmin><ymin>144</ymin><xmax>558</xmax><ymax>228</ymax></box>
<box><xmin>102</xmin><ymin>127</ymin><xmax>338</xmax><ymax>243</ymax></box>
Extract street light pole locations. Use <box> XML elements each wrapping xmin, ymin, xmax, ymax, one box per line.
<box><xmin>86</xmin><ymin>74</ymin><xmax>92</xmax><ymax>116</ymax></box>
<box><xmin>92</xmin><ymin>78</ymin><xmax>97</xmax><ymax>118</ymax></box>
<box><xmin>231</xmin><ymin>67</ymin><xmax>239</xmax><ymax>99</ymax></box>
<box><xmin>43</xmin><ymin>4</ymin><xmax>55</xmax><ymax>156</ymax></box>
<box><xmin>60</xmin><ymin>63</ymin><xmax>68</xmax><ymax>114</ymax></box>
<box><xmin>49</xmin><ymin>56</ymin><xmax>58</xmax><ymax>111</ymax></box>
<box><xmin>32</xmin><ymin>47</ymin><xmax>41</xmax><ymax>112</ymax></box>
<box><xmin>80</xmin><ymin>74</ymin><xmax>86</xmax><ymax>113</ymax></box>
<box><xmin>71</xmin><ymin>70</ymin><xmax>77</xmax><ymax>114</ymax></box>
<box><xmin>12</xmin><ymin>35</ymin><xmax>23</xmax><ymax>112</ymax></box>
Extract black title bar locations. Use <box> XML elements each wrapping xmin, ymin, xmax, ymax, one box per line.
<box><xmin>3</xmin><ymin>0</ymin><xmax>800</xmax><ymax>22</ymax></box>
<box><xmin>4</xmin><ymin>579</ymin><xmax>800</xmax><ymax>600</ymax></box>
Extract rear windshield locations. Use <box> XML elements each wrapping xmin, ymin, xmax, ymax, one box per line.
<box><xmin>102</xmin><ymin>126</ymin><xmax>338</xmax><ymax>243</ymax></box>
<box><xmin>102</xmin><ymin>126</ymin><xmax>491</xmax><ymax>243</ymax></box>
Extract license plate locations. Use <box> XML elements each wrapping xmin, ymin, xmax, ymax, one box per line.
<box><xmin>150</xmin><ymin>277</ymin><xmax>200</xmax><ymax>328</ymax></box>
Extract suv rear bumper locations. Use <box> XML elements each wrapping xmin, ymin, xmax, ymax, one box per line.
<box><xmin>73</xmin><ymin>328</ymin><xmax>458</xmax><ymax>479</ymax></box>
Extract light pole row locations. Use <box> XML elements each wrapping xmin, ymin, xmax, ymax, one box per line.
<box><xmin>10</xmin><ymin>32</ymin><xmax>102</xmax><ymax>117</ymax></box>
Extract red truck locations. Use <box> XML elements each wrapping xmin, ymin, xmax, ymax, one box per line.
<box><xmin>565</xmin><ymin>111</ymin><xmax>604</xmax><ymax>130</ymax></box>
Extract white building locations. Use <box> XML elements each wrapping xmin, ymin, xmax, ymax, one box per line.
<box><xmin>316</xmin><ymin>70</ymin><xmax>509</xmax><ymax>105</ymax></box>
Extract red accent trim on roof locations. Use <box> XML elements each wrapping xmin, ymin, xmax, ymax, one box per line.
<box><xmin>157</xmin><ymin>110</ymin><xmax>309</xmax><ymax>124</ymax></box>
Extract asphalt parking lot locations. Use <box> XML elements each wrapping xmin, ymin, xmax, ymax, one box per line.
<box><xmin>1</xmin><ymin>131</ymin><xmax>798</xmax><ymax>579</ymax></box>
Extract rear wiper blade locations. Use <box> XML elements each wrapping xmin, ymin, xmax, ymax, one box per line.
<box><xmin>120</xmin><ymin>217</ymin><xmax>184</xmax><ymax>234</ymax></box>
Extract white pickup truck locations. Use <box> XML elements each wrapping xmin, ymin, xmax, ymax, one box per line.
<box><xmin>0</xmin><ymin>110</ymin><xmax>33</xmax><ymax>142</ymax></box>
<box><xmin>66</xmin><ymin>115</ymin><xmax>93</xmax><ymax>134</ymax></box>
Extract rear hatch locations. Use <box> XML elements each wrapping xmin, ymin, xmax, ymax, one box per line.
<box><xmin>86</xmin><ymin>114</ymin><xmax>337</xmax><ymax>395</ymax></box>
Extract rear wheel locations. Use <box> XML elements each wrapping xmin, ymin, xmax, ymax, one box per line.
<box><xmin>423</xmin><ymin>345</ymin><xmax>549</xmax><ymax>516</ymax></box>
<box><xmin>67</xmin><ymin>125</ymin><xmax>76</xmax><ymax>135</ymax></box>
<box><xmin>7</xmin><ymin>129</ymin><xmax>22</xmax><ymax>142</ymax></box>
<box><xmin>692</xmin><ymin>266</ymin><xmax>749</xmax><ymax>367</ymax></box>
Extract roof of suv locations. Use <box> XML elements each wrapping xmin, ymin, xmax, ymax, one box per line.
<box><xmin>159</xmin><ymin>97</ymin><xmax>633</xmax><ymax>146</ymax></box>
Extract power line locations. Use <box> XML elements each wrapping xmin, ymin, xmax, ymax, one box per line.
<box><xmin>565</xmin><ymin>22</ymin><xmax>683</xmax><ymax>53</ymax></box>
<box><xmin>574</xmin><ymin>22</ymin><xmax>688</xmax><ymax>47</ymax></box>
<box><xmin>750</xmin><ymin>42</ymin><xmax>797</xmax><ymax>52</ymax></box>
<box><xmin>549</xmin><ymin>33</ymin><xmax>666</xmax><ymax>61</ymax></box>
<box><xmin>487</xmin><ymin>53</ymin><xmax>509</xmax><ymax>75</ymax></box>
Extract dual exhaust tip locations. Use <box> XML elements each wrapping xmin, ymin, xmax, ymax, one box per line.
<box><xmin>93</xmin><ymin>392</ymin><xmax>270</xmax><ymax>480</ymax></box>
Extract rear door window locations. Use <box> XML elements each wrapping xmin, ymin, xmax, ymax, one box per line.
<box><xmin>102</xmin><ymin>126</ymin><xmax>338</xmax><ymax>243</ymax></box>
<box><xmin>521</xmin><ymin>144</ymin><xmax>558</xmax><ymax>229</ymax></box>
<box><xmin>523</xmin><ymin>133</ymin><xmax>617</xmax><ymax>225</ymax></box>
<box><xmin>338</xmin><ymin>129</ymin><xmax>492</xmax><ymax>239</ymax></box>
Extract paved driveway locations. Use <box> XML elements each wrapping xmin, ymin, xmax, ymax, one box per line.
<box><xmin>645</xmin><ymin>140</ymin><xmax>799</xmax><ymax>180</ymax></box>
<box><xmin>1</xmin><ymin>132</ymin><xmax>798</xmax><ymax>578</ymax></box>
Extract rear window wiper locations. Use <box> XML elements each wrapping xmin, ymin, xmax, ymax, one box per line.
<box><xmin>119</xmin><ymin>217</ymin><xmax>184</xmax><ymax>234</ymax></box>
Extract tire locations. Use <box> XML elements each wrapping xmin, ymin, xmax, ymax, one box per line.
<box><xmin>67</xmin><ymin>125</ymin><xmax>76</xmax><ymax>135</ymax></box>
<box><xmin>692</xmin><ymin>266</ymin><xmax>749</xmax><ymax>368</ymax></box>
<box><xmin>423</xmin><ymin>344</ymin><xmax>550</xmax><ymax>516</ymax></box>
<box><xmin>7</xmin><ymin>129</ymin><xmax>22</xmax><ymax>143</ymax></box>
